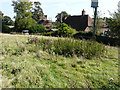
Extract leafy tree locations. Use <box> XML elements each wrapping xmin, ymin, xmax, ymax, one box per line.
<box><xmin>0</xmin><ymin>11</ymin><xmax>11</xmax><ymax>33</ymax></box>
<box><xmin>108</xmin><ymin>10</ymin><xmax>120</xmax><ymax>38</ymax></box>
<box><xmin>2</xmin><ymin>16</ymin><xmax>14</xmax><ymax>25</ymax></box>
<box><xmin>12</xmin><ymin>0</ymin><xmax>36</xmax><ymax>32</ymax></box>
<box><xmin>0</xmin><ymin>11</ymin><xmax>13</xmax><ymax>26</ymax></box>
<box><xmin>55</xmin><ymin>11</ymin><xmax>70</xmax><ymax>23</ymax></box>
<box><xmin>32</xmin><ymin>1</ymin><xmax>44</xmax><ymax>23</ymax></box>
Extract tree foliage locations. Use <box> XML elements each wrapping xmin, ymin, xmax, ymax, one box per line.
<box><xmin>29</xmin><ymin>24</ymin><xmax>46</xmax><ymax>33</ymax></box>
<box><xmin>108</xmin><ymin>10</ymin><xmax>120</xmax><ymax>38</ymax></box>
<box><xmin>32</xmin><ymin>1</ymin><xmax>44</xmax><ymax>23</ymax></box>
<box><xmin>0</xmin><ymin>11</ymin><xmax>11</xmax><ymax>33</ymax></box>
<box><xmin>0</xmin><ymin>11</ymin><xmax>14</xmax><ymax>26</ymax></box>
<box><xmin>55</xmin><ymin>11</ymin><xmax>70</xmax><ymax>23</ymax></box>
<box><xmin>12</xmin><ymin>0</ymin><xmax>36</xmax><ymax>32</ymax></box>
<box><xmin>2</xmin><ymin>16</ymin><xmax>14</xmax><ymax>26</ymax></box>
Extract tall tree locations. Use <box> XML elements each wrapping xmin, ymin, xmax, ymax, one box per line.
<box><xmin>55</xmin><ymin>11</ymin><xmax>70</xmax><ymax>23</ymax></box>
<box><xmin>32</xmin><ymin>1</ymin><xmax>44</xmax><ymax>23</ymax></box>
<box><xmin>12</xmin><ymin>0</ymin><xmax>36</xmax><ymax>32</ymax></box>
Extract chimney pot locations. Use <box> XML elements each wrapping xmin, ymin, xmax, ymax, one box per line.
<box><xmin>82</xmin><ymin>9</ymin><xmax>86</xmax><ymax>16</ymax></box>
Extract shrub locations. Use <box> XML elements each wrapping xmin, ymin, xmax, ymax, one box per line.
<box><xmin>29</xmin><ymin>24</ymin><xmax>46</xmax><ymax>33</ymax></box>
<box><xmin>2</xmin><ymin>25</ymin><xmax>10</xmax><ymax>33</ymax></box>
<box><xmin>57</xmin><ymin>23</ymin><xmax>76</xmax><ymax>37</ymax></box>
<box><xmin>96</xmin><ymin>36</ymin><xmax>120</xmax><ymax>46</ymax></box>
<box><xmin>74</xmin><ymin>31</ymin><xmax>93</xmax><ymax>39</ymax></box>
<box><xmin>27</xmin><ymin>37</ymin><xmax>107</xmax><ymax>59</ymax></box>
<box><xmin>41</xmin><ymin>31</ymin><xmax>56</xmax><ymax>36</ymax></box>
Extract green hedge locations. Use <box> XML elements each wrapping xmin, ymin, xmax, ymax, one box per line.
<box><xmin>96</xmin><ymin>36</ymin><xmax>120</xmax><ymax>46</ymax></box>
<box><xmin>73</xmin><ymin>31</ymin><xmax>93</xmax><ymax>39</ymax></box>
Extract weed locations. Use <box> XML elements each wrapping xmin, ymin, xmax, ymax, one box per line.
<box><xmin>27</xmin><ymin>37</ymin><xmax>107</xmax><ymax>59</ymax></box>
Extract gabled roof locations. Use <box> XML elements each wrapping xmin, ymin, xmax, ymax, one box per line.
<box><xmin>64</xmin><ymin>15</ymin><xmax>93</xmax><ymax>31</ymax></box>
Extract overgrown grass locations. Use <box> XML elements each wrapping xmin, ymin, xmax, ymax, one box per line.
<box><xmin>27</xmin><ymin>37</ymin><xmax>107</xmax><ymax>59</ymax></box>
<box><xmin>0</xmin><ymin>34</ymin><xmax>119</xmax><ymax>88</ymax></box>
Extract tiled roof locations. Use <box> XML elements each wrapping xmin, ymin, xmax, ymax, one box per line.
<box><xmin>64</xmin><ymin>15</ymin><xmax>93</xmax><ymax>31</ymax></box>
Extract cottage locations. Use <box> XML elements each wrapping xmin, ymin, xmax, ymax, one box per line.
<box><xmin>64</xmin><ymin>9</ymin><xmax>93</xmax><ymax>32</ymax></box>
<box><xmin>38</xmin><ymin>15</ymin><xmax>52</xmax><ymax>30</ymax></box>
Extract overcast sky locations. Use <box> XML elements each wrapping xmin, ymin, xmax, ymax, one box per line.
<box><xmin>0</xmin><ymin>0</ymin><xmax>119</xmax><ymax>21</ymax></box>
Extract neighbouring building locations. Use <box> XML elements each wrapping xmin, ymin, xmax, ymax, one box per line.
<box><xmin>98</xmin><ymin>17</ymin><xmax>109</xmax><ymax>33</ymax></box>
<box><xmin>38</xmin><ymin>15</ymin><xmax>52</xmax><ymax>30</ymax></box>
<box><xmin>64</xmin><ymin>9</ymin><xmax>93</xmax><ymax>32</ymax></box>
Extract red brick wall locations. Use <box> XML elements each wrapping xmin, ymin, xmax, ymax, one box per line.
<box><xmin>88</xmin><ymin>16</ymin><xmax>93</xmax><ymax>26</ymax></box>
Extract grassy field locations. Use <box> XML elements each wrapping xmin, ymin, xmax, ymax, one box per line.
<box><xmin>0</xmin><ymin>34</ymin><xmax>119</xmax><ymax>88</ymax></box>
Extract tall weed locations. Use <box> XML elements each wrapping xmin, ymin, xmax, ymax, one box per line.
<box><xmin>27</xmin><ymin>37</ymin><xmax>107</xmax><ymax>59</ymax></box>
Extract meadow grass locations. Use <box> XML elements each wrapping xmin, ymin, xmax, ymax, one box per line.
<box><xmin>0</xmin><ymin>34</ymin><xmax>119</xmax><ymax>88</ymax></box>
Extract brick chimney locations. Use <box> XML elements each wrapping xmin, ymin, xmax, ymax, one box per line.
<box><xmin>44</xmin><ymin>15</ymin><xmax>47</xmax><ymax>20</ymax></box>
<box><xmin>82</xmin><ymin>9</ymin><xmax>86</xmax><ymax>16</ymax></box>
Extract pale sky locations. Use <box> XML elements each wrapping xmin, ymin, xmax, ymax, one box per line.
<box><xmin>0</xmin><ymin>0</ymin><xmax>119</xmax><ymax>21</ymax></box>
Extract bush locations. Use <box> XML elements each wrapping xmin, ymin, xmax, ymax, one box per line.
<box><xmin>74</xmin><ymin>31</ymin><xmax>93</xmax><ymax>39</ymax></box>
<box><xmin>27</xmin><ymin>37</ymin><xmax>107</xmax><ymax>59</ymax></box>
<box><xmin>96</xmin><ymin>36</ymin><xmax>120</xmax><ymax>46</ymax></box>
<box><xmin>29</xmin><ymin>24</ymin><xmax>46</xmax><ymax>33</ymax></box>
<box><xmin>41</xmin><ymin>31</ymin><xmax>56</xmax><ymax>36</ymax></box>
<box><xmin>57</xmin><ymin>23</ymin><xmax>76</xmax><ymax>37</ymax></box>
<box><xmin>38</xmin><ymin>23</ymin><xmax>77</xmax><ymax>37</ymax></box>
<box><xmin>2</xmin><ymin>25</ymin><xmax>10</xmax><ymax>33</ymax></box>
